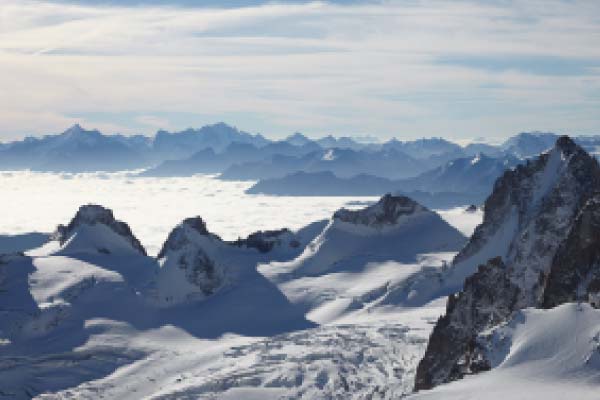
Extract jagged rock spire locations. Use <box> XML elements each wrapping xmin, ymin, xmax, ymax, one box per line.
<box><xmin>157</xmin><ymin>217</ymin><xmax>212</xmax><ymax>259</ymax></box>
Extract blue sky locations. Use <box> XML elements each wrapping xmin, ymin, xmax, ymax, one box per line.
<box><xmin>1</xmin><ymin>0</ymin><xmax>599</xmax><ymax>142</ymax></box>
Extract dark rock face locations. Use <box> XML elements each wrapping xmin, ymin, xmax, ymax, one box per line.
<box><xmin>333</xmin><ymin>194</ymin><xmax>425</xmax><ymax>227</ymax></box>
<box><xmin>543</xmin><ymin>195</ymin><xmax>600</xmax><ymax>308</ymax></box>
<box><xmin>177</xmin><ymin>250</ymin><xmax>221</xmax><ymax>297</ymax></box>
<box><xmin>415</xmin><ymin>258</ymin><xmax>520</xmax><ymax>390</ymax></box>
<box><xmin>55</xmin><ymin>204</ymin><xmax>146</xmax><ymax>256</ymax></box>
<box><xmin>232</xmin><ymin>229</ymin><xmax>296</xmax><ymax>253</ymax></box>
<box><xmin>454</xmin><ymin>136</ymin><xmax>600</xmax><ymax>271</ymax></box>
<box><xmin>157</xmin><ymin>217</ymin><xmax>213</xmax><ymax>259</ymax></box>
<box><xmin>415</xmin><ymin>136</ymin><xmax>600</xmax><ymax>392</ymax></box>
<box><xmin>465</xmin><ymin>204</ymin><xmax>478</xmax><ymax>213</ymax></box>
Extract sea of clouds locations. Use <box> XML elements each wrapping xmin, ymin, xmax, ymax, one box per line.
<box><xmin>0</xmin><ymin>171</ymin><xmax>380</xmax><ymax>255</ymax></box>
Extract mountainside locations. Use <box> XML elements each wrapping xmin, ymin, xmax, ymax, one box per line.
<box><xmin>246</xmin><ymin>170</ymin><xmax>394</xmax><ymax>195</ymax></box>
<box><xmin>141</xmin><ymin>140</ymin><xmax>320</xmax><ymax>177</ymax></box>
<box><xmin>500</xmin><ymin>132</ymin><xmax>558</xmax><ymax>158</ymax></box>
<box><xmin>246</xmin><ymin>153</ymin><xmax>520</xmax><ymax>208</ymax></box>
<box><xmin>259</xmin><ymin>195</ymin><xmax>466</xmax><ymax>324</ymax></box>
<box><xmin>288</xmin><ymin>194</ymin><xmax>465</xmax><ymax>276</ymax></box>
<box><xmin>381</xmin><ymin>138</ymin><xmax>463</xmax><ymax>159</ymax></box>
<box><xmin>410</xmin><ymin>303</ymin><xmax>600</xmax><ymax>400</ymax></box>
<box><xmin>152</xmin><ymin>216</ymin><xmax>323</xmax><ymax>306</ymax></box>
<box><xmin>397</xmin><ymin>153</ymin><xmax>521</xmax><ymax>195</ymax></box>
<box><xmin>542</xmin><ymin>195</ymin><xmax>600</xmax><ymax>308</ymax></box>
<box><xmin>414</xmin><ymin>136</ymin><xmax>600</xmax><ymax>391</ymax></box>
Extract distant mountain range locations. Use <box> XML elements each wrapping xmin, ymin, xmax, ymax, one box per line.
<box><xmin>2</xmin><ymin>123</ymin><xmax>593</xmax><ymax>174</ymax></box>
<box><xmin>247</xmin><ymin>154</ymin><xmax>523</xmax><ymax>208</ymax></box>
<box><xmin>1</xmin><ymin>124</ymin><xmax>599</xmax><ymax>207</ymax></box>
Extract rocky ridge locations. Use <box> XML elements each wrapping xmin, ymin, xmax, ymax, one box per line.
<box><xmin>415</xmin><ymin>136</ymin><xmax>600</xmax><ymax>391</ymax></box>
<box><xmin>333</xmin><ymin>194</ymin><xmax>427</xmax><ymax>227</ymax></box>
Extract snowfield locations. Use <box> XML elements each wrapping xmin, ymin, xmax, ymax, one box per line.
<box><xmin>0</xmin><ymin>241</ymin><xmax>454</xmax><ymax>399</ymax></box>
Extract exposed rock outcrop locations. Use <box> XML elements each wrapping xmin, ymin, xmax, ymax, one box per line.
<box><xmin>54</xmin><ymin>204</ymin><xmax>146</xmax><ymax>256</ymax></box>
<box><xmin>232</xmin><ymin>229</ymin><xmax>300</xmax><ymax>253</ymax></box>
<box><xmin>543</xmin><ymin>195</ymin><xmax>600</xmax><ymax>308</ymax></box>
<box><xmin>415</xmin><ymin>258</ymin><xmax>520</xmax><ymax>390</ymax></box>
<box><xmin>333</xmin><ymin>194</ymin><xmax>426</xmax><ymax>227</ymax></box>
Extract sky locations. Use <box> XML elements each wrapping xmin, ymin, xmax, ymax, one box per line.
<box><xmin>0</xmin><ymin>0</ymin><xmax>599</xmax><ymax>142</ymax></box>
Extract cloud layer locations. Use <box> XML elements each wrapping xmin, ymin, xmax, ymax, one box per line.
<box><xmin>1</xmin><ymin>0</ymin><xmax>599</xmax><ymax>140</ymax></box>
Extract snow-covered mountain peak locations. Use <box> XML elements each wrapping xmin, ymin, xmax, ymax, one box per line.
<box><xmin>54</xmin><ymin>204</ymin><xmax>146</xmax><ymax>256</ymax></box>
<box><xmin>270</xmin><ymin>194</ymin><xmax>465</xmax><ymax>278</ymax></box>
<box><xmin>450</xmin><ymin>135</ymin><xmax>600</xmax><ymax>284</ymax></box>
<box><xmin>555</xmin><ymin>134</ymin><xmax>578</xmax><ymax>154</ymax></box>
<box><xmin>64</xmin><ymin>123</ymin><xmax>85</xmax><ymax>135</ymax></box>
<box><xmin>333</xmin><ymin>194</ymin><xmax>426</xmax><ymax>228</ymax></box>
<box><xmin>155</xmin><ymin>217</ymin><xmax>226</xmax><ymax>305</ymax></box>
<box><xmin>60</xmin><ymin>124</ymin><xmax>102</xmax><ymax>141</ymax></box>
<box><xmin>285</xmin><ymin>132</ymin><xmax>312</xmax><ymax>146</ymax></box>
<box><xmin>157</xmin><ymin>217</ymin><xmax>216</xmax><ymax>259</ymax></box>
<box><xmin>414</xmin><ymin>136</ymin><xmax>600</xmax><ymax>391</ymax></box>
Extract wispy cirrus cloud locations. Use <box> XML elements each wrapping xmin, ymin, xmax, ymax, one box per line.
<box><xmin>0</xmin><ymin>0</ymin><xmax>599</xmax><ymax>141</ymax></box>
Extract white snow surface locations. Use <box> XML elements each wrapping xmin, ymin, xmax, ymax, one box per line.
<box><xmin>435</xmin><ymin>207</ymin><xmax>483</xmax><ymax>237</ymax></box>
<box><xmin>410</xmin><ymin>303</ymin><xmax>600</xmax><ymax>400</ymax></box>
<box><xmin>58</xmin><ymin>224</ymin><xmax>143</xmax><ymax>257</ymax></box>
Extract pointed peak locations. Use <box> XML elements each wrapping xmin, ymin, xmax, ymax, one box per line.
<box><xmin>157</xmin><ymin>216</ymin><xmax>216</xmax><ymax>259</ymax></box>
<box><xmin>181</xmin><ymin>217</ymin><xmax>210</xmax><ymax>236</ymax></box>
<box><xmin>64</xmin><ymin>123</ymin><xmax>85</xmax><ymax>134</ymax></box>
<box><xmin>555</xmin><ymin>135</ymin><xmax>578</xmax><ymax>154</ymax></box>
<box><xmin>54</xmin><ymin>204</ymin><xmax>146</xmax><ymax>256</ymax></box>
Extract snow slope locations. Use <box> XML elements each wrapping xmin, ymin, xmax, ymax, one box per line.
<box><xmin>410</xmin><ymin>304</ymin><xmax>600</xmax><ymax>400</ymax></box>
<box><xmin>264</xmin><ymin>194</ymin><xmax>465</xmax><ymax>278</ymax></box>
